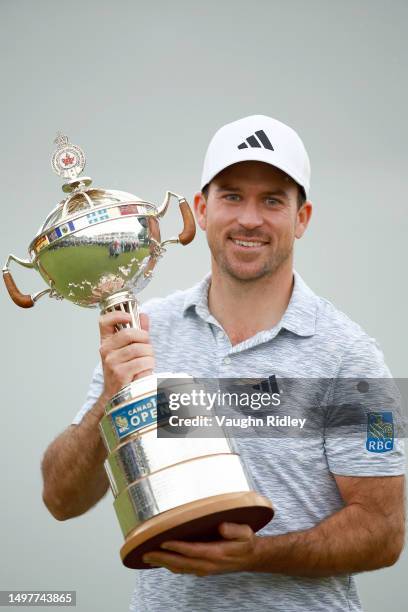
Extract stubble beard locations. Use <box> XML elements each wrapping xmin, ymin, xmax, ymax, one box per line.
<box><xmin>209</xmin><ymin>236</ymin><xmax>293</xmax><ymax>284</ymax></box>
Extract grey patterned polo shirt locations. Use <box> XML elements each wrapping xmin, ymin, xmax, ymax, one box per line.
<box><xmin>73</xmin><ymin>270</ymin><xmax>405</xmax><ymax>612</ymax></box>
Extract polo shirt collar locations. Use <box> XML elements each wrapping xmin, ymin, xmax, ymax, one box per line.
<box><xmin>280</xmin><ymin>271</ymin><xmax>318</xmax><ymax>337</ymax></box>
<box><xmin>183</xmin><ymin>270</ymin><xmax>318</xmax><ymax>337</ymax></box>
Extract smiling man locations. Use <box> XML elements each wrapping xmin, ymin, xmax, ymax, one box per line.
<box><xmin>195</xmin><ymin>157</ymin><xmax>311</xmax><ymax>347</ymax></box>
<box><xmin>42</xmin><ymin>115</ymin><xmax>406</xmax><ymax>612</ymax></box>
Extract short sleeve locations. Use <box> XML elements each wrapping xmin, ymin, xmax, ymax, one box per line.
<box><xmin>71</xmin><ymin>361</ymin><xmax>104</xmax><ymax>425</ymax></box>
<box><xmin>324</xmin><ymin>334</ymin><xmax>406</xmax><ymax>476</ymax></box>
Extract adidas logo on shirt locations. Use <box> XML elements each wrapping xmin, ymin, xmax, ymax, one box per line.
<box><xmin>237</xmin><ymin>129</ymin><xmax>274</xmax><ymax>151</ymax></box>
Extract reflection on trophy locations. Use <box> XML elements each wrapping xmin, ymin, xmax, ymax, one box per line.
<box><xmin>3</xmin><ymin>134</ymin><xmax>274</xmax><ymax>568</ymax></box>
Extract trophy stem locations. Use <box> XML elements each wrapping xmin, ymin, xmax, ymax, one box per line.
<box><xmin>100</xmin><ymin>291</ymin><xmax>141</xmax><ymax>330</ymax></box>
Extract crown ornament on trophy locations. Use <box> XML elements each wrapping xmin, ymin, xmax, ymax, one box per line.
<box><xmin>3</xmin><ymin>135</ymin><xmax>273</xmax><ymax>568</ymax></box>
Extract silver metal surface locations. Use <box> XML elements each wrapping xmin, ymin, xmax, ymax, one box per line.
<box><xmin>113</xmin><ymin>454</ymin><xmax>251</xmax><ymax>537</ymax></box>
<box><xmin>31</xmin><ymin>206</ymin><xmax>161</xmax><ymax>307</ymax></box>
<box><xmin>3</xmin><ymin>254</ymin><xmax>34</xmax><ymax>271</ymax></box>
<box><xmin>3</xmin><ymin>136</ymin><xmax>269</xmax><ymax>562</ymax></box>
<box><xmin>106</xmin><ymin>432</ymin><xmax>234</xmax><ymax>497</ymax></box>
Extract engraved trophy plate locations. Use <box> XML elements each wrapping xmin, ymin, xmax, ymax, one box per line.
<box><xmin>3</xmin><ymin>134</ymin><xmax>274</xmax><ymax>569</ymax></box>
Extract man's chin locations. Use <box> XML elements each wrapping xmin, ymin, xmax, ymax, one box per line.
<box><xmin>222</xmin><ymin>264</ymin><xmax>273</xmax><ymax>282</ymax></box>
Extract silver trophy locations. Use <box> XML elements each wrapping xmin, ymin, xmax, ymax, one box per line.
<box><xmin>3</xmin><ymin>135</ymin><xmax>273</xmax><ymax>568</ymax></box>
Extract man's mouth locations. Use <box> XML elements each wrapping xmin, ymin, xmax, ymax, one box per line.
<box><xmin>229</xmin><ymin>237</ymin><xmax>268</xmax><ymax>248</ymax></box>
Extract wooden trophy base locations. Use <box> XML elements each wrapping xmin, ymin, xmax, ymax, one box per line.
<box><xmin>120</xmin><ymin>491</ymin><xmax>274</xmax><ymax>569</ymax></box>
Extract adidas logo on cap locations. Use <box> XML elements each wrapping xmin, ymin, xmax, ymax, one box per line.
<box><xmin>237</xmin><ymin>130</ymin><xmax>274</xmax><ymax>151</ymax></box>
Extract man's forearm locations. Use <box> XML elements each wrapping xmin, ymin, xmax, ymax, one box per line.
<box><xmin>41</xmin><ymin>392</ymin><xmax>110</xmax><ymax>520</ymax></box>
<box><xmin>251</xmin><ymin>503</ymin><xmax>403</xmax><ymax>577</ymax></box>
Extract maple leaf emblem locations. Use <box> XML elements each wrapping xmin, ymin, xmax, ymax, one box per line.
<box><xmin>62</xmin><ymin>153</ymin><xmax>75</xmax><ymax>166</ymax></box>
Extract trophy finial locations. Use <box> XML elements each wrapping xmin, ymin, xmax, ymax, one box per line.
<box><xmin>53</xmin><ymin>132</ymin><xmax>69</xmax><ymax>148</ymax></box>
<box><xmin>51</xmin><ymin>132</ymin><xmax>86</xmax><ymax>181</ymax></box>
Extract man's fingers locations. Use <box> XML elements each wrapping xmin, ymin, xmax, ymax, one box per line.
<box><xmin>99</xmin><ymin>312</ymin><xmax>150</xmax><ymax>340</ymax></box>
<box><xmin>126</xmin><ymin>357</ymin><xmax>156</xmax><ymax>380</ymax></box>
<box><xmin>99</xmin><ymin>311</ymin><xmax>132</xmax><ymax>340</ymax></box>
<box><xmin>218</xmin><ymin>522</ymin><xmax>254</xmax><ymax>541</ymax></box>
<box><xmin>143</xmin><ymin>551</ymin><xmax>215</xmax><ymax>575</ymax></box>
<box><xmin>159</xmin><ymin>537</ymin><xmax>248</xmax><ymax>562</ymax></box>
<box><xmin>160</xmin><ymin>541</ymin><xmax>216</xmax><ymax>559</ymax></box>
<box><xmin>100</xmin><ymin>327</ymin><xmax>150</xmax><ymax>356</ymax></box>
<box><xmin>114</xmin><ymin>357</ymin><xmax>155</xmax><ymax>380</ymax></box>
<box><xmin>105</xmin><ymin>342</ymin><xmax>154</xmax><ymax>365</ymax></box>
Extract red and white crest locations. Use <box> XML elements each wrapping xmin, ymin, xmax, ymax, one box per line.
<box><xmin>51</xmin><ymin>133</ymin><xmax>86</xmax><ymax>179</ymax></box>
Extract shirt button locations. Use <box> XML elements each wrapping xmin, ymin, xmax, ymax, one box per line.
<box><xmin>223</xmin><ymin>356</ymin><xmax>231</xmax><ymax>364</ymax></box>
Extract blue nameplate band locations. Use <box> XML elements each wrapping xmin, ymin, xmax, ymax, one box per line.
<box><xmin>111</xmin><ymin>395</ymin><xmax>158</xmax><ymax>440</ymax></box>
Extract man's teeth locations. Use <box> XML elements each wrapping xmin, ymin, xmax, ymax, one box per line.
<box><xmin>232</xmin><ymin>239</ymin><xmax>264</xmax><ymax>247</ymax></box>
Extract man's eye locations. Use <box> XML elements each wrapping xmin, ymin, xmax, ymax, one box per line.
<box><xmin>265</xmin><ymin>198</ymin><xmax>279</xmax><ymax>205</ymax></box>
<box><xmin>224</xmin><ymin>194</ymin><xmax>241</xmax><ymax>201</ymax></box>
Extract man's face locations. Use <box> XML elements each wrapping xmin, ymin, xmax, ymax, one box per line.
<box><xmin>194</xmin><ymin>161</ymin><xmax>311</xmax><ymax>282</ymax></box>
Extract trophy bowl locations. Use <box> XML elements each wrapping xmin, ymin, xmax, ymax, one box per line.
<box><xmin>4</xmin><ymin>183</ymin><xmax>194</xmax><ymax>312</ymax></box>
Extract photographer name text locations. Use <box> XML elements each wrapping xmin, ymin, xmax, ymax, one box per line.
<box><xmin>168</xmin><ymin>414</ymin><xmax>306</xmax><ymax>429</ymax></box>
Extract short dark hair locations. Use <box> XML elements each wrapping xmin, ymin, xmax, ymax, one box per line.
<box><xmin>202</xmin><ymin>182</ymin><xmax>306</xmax><ymax>210</ymax></box>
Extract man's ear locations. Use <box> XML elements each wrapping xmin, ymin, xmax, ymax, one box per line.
<box><xmin>295</xmin><ymin>201</ymin><xmax>313</xmax><ymax>239</ymax></box>
<box><xmin>194</xmin><ymin>192</ymin><xmax>207</xmax><ymax>231</ymax></box>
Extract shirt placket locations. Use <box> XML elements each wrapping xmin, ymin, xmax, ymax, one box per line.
<box><xmin>213</xmin><ymin>325</ymin><xmax>234</xmax><ymax>375</ymax></box>
<box><xmin>196</xmin><ymin>305</ymin><xmax>234</xmax><ymax>375</ymax></box>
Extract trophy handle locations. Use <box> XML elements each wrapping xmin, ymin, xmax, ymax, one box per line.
<box><xmin>2</xmin><ymin>254</ymin><xmax>51</xmax><ymax>308</ymax></box>
<box><xmin>157</xmin><ymin>191</ymin><xmax>196</xmax><ymax>247</ymax></box>
<box><xmin>177</xmin><ymin>198</ymin><xmax>196</xmax><ymax>245</ymax></box>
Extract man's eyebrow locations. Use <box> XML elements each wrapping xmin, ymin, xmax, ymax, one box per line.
<box><xmin>215</xmin><ymin>185</ymin><xmax>242</xmax><ymax>192</ymax></box>
<box><xmin>215</xmin><ymin>185</ymin><xmax>290</xmax><ymax>198</ymax></box>
<box><xmin>261</xmin><ymin>188</ymin><xmax>290</xmax><ymax>198</ymax></box>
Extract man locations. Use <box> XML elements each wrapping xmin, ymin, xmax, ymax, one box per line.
<box><xmin>41</xmin><ymin>115</ymin><xmax>406</xmax><ymax>611</ymax></box>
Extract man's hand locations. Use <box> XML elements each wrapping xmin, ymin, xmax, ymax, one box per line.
<box><xmin>142</xmin><ymin>475</ymin><xmax>405</xmax><ymax>578</ymax></box>
<box><xmin>99</xmin><ymin>311</ymin><xmax>155</xmax><ymax>397</ymax></box>
<box><xmin>142</xmin><ymin>522</ymin><xmax>258</xmax><ymax>576</ymax></box>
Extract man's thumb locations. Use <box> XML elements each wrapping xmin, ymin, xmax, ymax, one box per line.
<box><xmin>139</xmin><ymin>312</ymin><xmax>150</xmax><ymax>332</ymax></box>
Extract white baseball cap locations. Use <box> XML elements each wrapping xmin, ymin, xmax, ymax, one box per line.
<box><xmin>200</xmin><ymin>114</ymin><xmax>311</xmax><ymax>198</ymax></box>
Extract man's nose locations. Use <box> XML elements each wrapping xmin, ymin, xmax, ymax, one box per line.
<box><xmin>236</xmin><ymin>200</ymin><xmax>263</xmax><ymax>229</ymax></box>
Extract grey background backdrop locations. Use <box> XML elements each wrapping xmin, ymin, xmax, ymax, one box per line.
<box><xmin>1</xmin><ymin>1</ymin><xmax>406</xmax><ymax>610</ymax></box>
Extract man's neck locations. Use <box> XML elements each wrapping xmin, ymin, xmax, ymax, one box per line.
<box><xmin>208</xmin><ymin>261</ymin><xmax>294</xmax><ymax>346</ymax></box>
